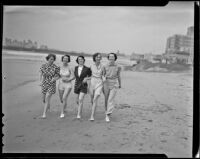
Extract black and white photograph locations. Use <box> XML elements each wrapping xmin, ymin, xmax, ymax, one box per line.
<box><xmin>2</xmin><ymin>1</ymin><xmax>196</xmax><ymax>157</ymax></box>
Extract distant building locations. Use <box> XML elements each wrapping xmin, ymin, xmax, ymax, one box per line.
<box><xmin>40</xmin><ymin>45</ymin><xmax>48</xmax><ymax>50</ymax></box>
<box><xmin>165</xmin><ymin>26</ymin><xmax>194</xmax><ymax>64</ymax></box>
<box><xmin>4</xmin><ymin>38</ymin><xmax>44</xmax><ymax>50</ymax></box>
<box><xmin>144</xmin><ymin>53</ymin><xmax>154</xmax><ymax>62</ymax></box>
<box><xmin>187</xmin><ymin>26</ymin><xmax>194</xmax><ymax>37</ymax></box>
<box><xmin>130</xmin><ymin>53</ymin><xmax>144</xmax><ymax>61</ymax></box>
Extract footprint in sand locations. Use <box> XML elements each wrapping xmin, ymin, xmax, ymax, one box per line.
<box><xmin>181</xmin><ymin>137</ymin><xmax>188</xmax><ymax>140</ymax></box>
<box><xmin>160</xmin><ymin>132</ymin><xmax>170</xmax><ymax>136</ymax></box>
<box><xmin>120</xmin><ymin>142</ymin><xmax>128</xmax><ymax>146</ymax></box>
<box><xmin>84</xmin><ymin>133</ymin><xmax>93</xmax><ymax>138</ymax></box>
<box><xmin>125</xmin><ymin>121</ymin><xmax>134</xmax><ymax>125</ymax></box>
<box><xmin>26</xmin><ymin>124</ymin><xmax>31</xmax><ymax>127</ymax></box>
<box><xmin>83</xmin><ymin>143</ymin><xmax>95</xmax><ymax>151</ymax></box>
<box><xmin>57</xmin><ymin>139</ymin><xmax>63</xmax><ymax>142</ymax></box>
<box><xmin>40</xmin><ymin>149</ymin><xmax>46</xmax><ymax>153</ymax></box>
<box><xmin>35</xmin><ymin>138</ymin><xmax>42</xmax><ymax>143</ymax></box>
<box><xmin>133</xmin><ymin>121</ymin><xmax>140</xmax><ymax>124</ymax></box>
<box><xmin>123</xmin><ymin>137</ymin><xmax>129</xmax><ymax>141</ymax></box>
<box><xmin>160</xmin><ymin>140</ymin><xmax>167</xmax><ymax>143</ymax></box>
<box><xmin>139</xmin><ymin>143</ymin><xmax>144</xmax><ymax>146</ymax></box>
<box><xmin>138</xmin><ymin>148</ymin><xmax>145</xmax><ymax>152</ymax></box>
<box><xmin>117</xmin><ymin>104</ymin><xmax>131</xmax><ymax>109</ymax></box>
<box><xmin>52</xmin><ymin>142</ymin><xmax>57</xmax><ymax>146</ymax></box>
<box><xmin>15</xmin><ymin>135</ymin><xmax>24</xmax><ymax>138</ymax></box>
<box><xmin>41</xmin><ymin>127</ymin><xmax>47</xmax><ymax>131</ymax></box>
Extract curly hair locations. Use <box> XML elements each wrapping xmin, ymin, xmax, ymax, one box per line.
<box><xmin>46</xmin><ymin>54</ymin><xmax>56</xmax><ymax>61</ymax></box>
<box><xmin>61</xmin><ymin>54</ymin><xmax>71</xmax><ymax>62</ymax></box>
<box><xmin>107</xmin><ymin>53</ymin><xmax>117</xmax><ymax>61</ymax></box>
<box><xmin>93</xmin><ymin>53</ymin><xmax>102</xmax><ymax>62</ymax></box>
<box><xmin>76</xmin><ymin>55</ymin><xmax>85</xmax><ymax>64</ymax></box>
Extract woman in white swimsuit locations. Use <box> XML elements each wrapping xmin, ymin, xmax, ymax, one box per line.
<box><xmin>58</xmin><ymin>54</ymin><xmax>75</xmax><ymax>118</ymax></box>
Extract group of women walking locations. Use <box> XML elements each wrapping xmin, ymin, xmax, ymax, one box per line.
<box><xmin>39</xmin><ymin>52</ymin><xmax>121</xmax><ymax>122</ymax></box>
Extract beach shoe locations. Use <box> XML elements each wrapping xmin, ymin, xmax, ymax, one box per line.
<box><xmin>89</xmin><ymin>117</ymin><xmax>94</xmax><ymax>121</ymax></box>
<box><xmin>40</xmin><ymin>115</ymin><xmax>46</xmax><ymax>119</ymax></box>
<box><xmin>77</xmin><ymin>115</ymin><xmax>81</xmax><ymax>119</ymax></box>
<box><xmin>60</xmin><ymin>113</ymin><xmax>65</xmax><ymax>118</ymax></box>
<box><xmin>105</xmin><ymin>115</ymin><xmax>110</xmax><ymax>122</ymax></box>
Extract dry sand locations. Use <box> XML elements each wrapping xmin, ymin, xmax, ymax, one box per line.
<box><xmin>2</xmin><ymin>52</ymin><xmax>193</xmax><ymax>157</ymax></box>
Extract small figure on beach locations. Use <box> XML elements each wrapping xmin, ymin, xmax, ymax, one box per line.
<box><xmin>74</xmin><ymin>55</ymin><xmax>92</xmax><ymax>119</ymax></box>
<box><xmin>103</xmin><ymin>53</ymin><xmax>121</xmax><ymax>122</ymax></box>
<box><xmin>88</xmin><ymin>53</ymin><xmax>105</xmax><ymax>121</ymax></box>
<box><xmin>58</xmin><ymin>54</ymin><xmax>75</xmax><ymax>118</ymax></box>
<box><xmin>39</xmin><ymin>54</ymin><xmax>60</xmax><ymax>118</ymax></box>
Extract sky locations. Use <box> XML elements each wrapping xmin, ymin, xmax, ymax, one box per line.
<box><xmin>3</xmin><ymin>2</ymin><xmax>194</xmax><ymax>55</ymax></box>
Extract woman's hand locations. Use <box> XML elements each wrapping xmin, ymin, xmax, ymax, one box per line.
<box><xmin>82</xmin><ymin>77</ymin><xmax>88</xmax><ymax>83</ymax></box>
<box><xmin>102</xmin><ymin>76</ymin><xmax>106</xmax><ymax>82</ymax></box>
<box><xmin>61</xmin><ymin>77</ymin><xmax>69</xmax><ymax>82</ymax></box>
<box><xmin>50</xmin><ymin>78</ymin><xmax>56</xmax><ymax>83</ymax></box>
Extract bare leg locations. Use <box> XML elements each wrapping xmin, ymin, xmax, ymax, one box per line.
<box><xmin>42</xmin><ymin>93</ymin><xmax>52</xmax><ymax>118</ymax></box>
<box><xmin>90</xmin><ymin>93</ymin><xmax>100</xmax><ymax>121</ymax></box>
<box><xmin>103</xmin><ymin>85</ymin><xmax>110</xmax><ymax>112</ymax></box>
<box><xmin>90</xmin><ymin>90</ymin><xmax>94</xmax><ymax>105</ymax></box>
<box><xmin>43</xmin><ymin>93</ymin><xmax>50</xmax><ymax>111</ymax></box>
<box><xmin>77</xmin><ymin>92</ymin><xmax>85</xmax><ymax>119</ymax></box>
<box><xmin>42</xmin><ymin>93</ymin><xmax>46</xmax><ymax>103</ymax></box>
<box><xmin>58</xmin><ymin>89</ymin><xmax>64</xmax><ymax>103</ymax></box>
<box><xmin>60</xmin><ymin>88</ymin><xmax>71</xmax><ymax>118</ymax></box>
<box><xmin>76</xmin><ymin>94</ymin><xmax>79</xmax><ymax>105</ymax></box>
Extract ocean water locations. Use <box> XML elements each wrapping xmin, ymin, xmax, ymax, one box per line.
<box><xmin>2</xmin><ymin>49</ymin><xmax>132</xmax><ymax>66</ymax></box>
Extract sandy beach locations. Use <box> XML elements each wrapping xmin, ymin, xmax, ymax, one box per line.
<box><xmin>2</xmin><ymin>51</ymin><xmax>193</xmax><ymax>157</ymax></box>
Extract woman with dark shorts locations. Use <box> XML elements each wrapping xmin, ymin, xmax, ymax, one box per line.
<box><xmin>39</xmin><ymin>54</ymin><xmax>60</xmax><ymax>118</ymax></box>
<box><xmin>74</xmin><ymin>55</ymin><xmax>91</xmax><ymax>119</ymax></box>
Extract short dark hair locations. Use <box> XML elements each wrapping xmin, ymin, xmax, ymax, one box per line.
<box><xmin>46</xmin><ymin>54</ymin><xmax>56</xmax><ymax>61</ymax></box>
<box><xmin>76</xmin><ymin>55</ymin><xmax>85</xmax><ymax>64</ymax></box>
<box><xmin>107</xmin><ymin>53</ymin><xmax>117</xmax><ymax>61</ymax></box>
<box><xmin>61</xmin><ymin>54</ymin><xmax>71</xmax><ymax>62</ymax></box>
<box><xmin>93</xmin><ymin>53</ymin><xmax>101</xmax><ymax>62</ymax></box>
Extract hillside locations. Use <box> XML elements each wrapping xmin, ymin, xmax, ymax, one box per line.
<box><xmin>124</xmin><ymin>60</ymin><xmax>192</xmax><ymax>73</ymax></box>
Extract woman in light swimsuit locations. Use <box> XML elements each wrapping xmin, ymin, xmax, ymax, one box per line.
<box><xmin>58</xmin><ymin>54</ymin><xmax>75</xmax><ymax>118</ymax></box>
<box><xmin>89</xmin><ymin>53</ymin><xmax>105</xmax><ymax>121</ymax></box>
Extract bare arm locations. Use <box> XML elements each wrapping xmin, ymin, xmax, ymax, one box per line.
<box><xmin>67</xmin><ymin>67</ymin><xmax>75</xmax><ymax>82</ymax></box>
<box><xmin>51</xmin><ymin>66</ymin><xmax>60</xmax><ymax>82</ymax></box>
<box><xmin>39</xmin><ymin>71</ymin><xmax>43</xmax><ymax>86</ymax></box>
<box><xmin>117</xmin><ymin>67</ymin><xmax>122</xmax><ymax>88</ymax></box>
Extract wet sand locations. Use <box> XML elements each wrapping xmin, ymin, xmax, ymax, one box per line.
<box><xmin>2</xmin><ymin>52</ymin><xmax>193</xmax><ymax>157</ymax></box>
